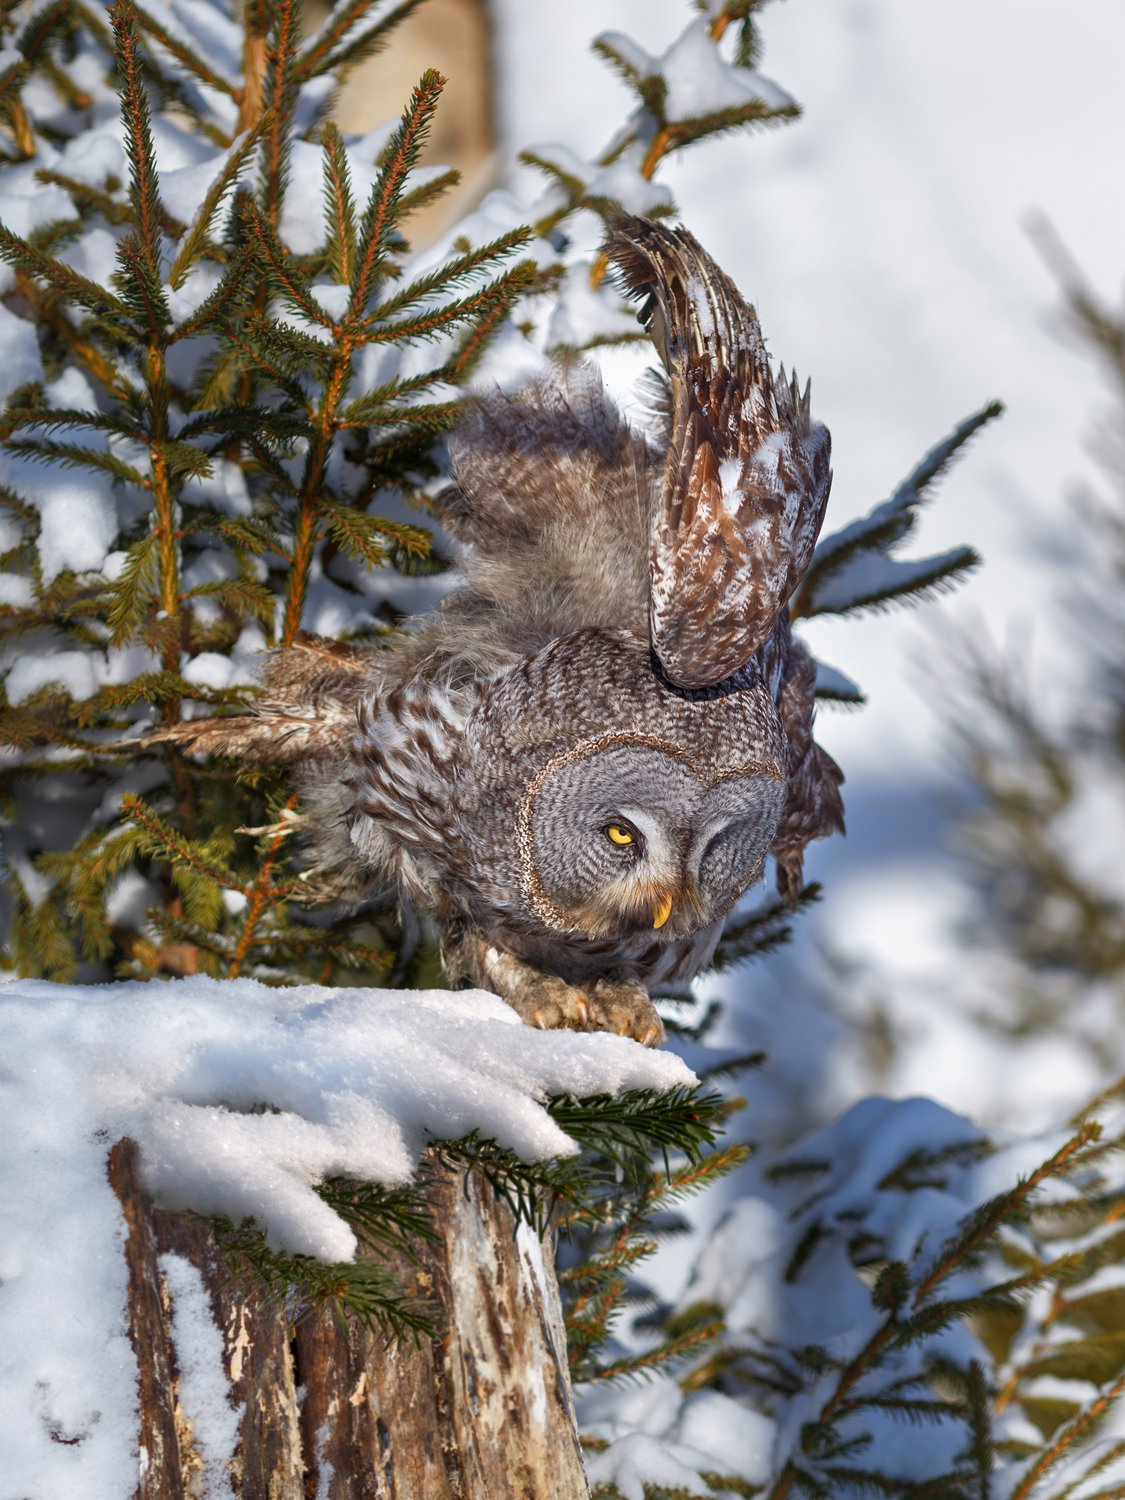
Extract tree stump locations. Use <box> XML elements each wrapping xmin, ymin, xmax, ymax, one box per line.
<box><xmin>107</xmin><ymin>1139</ymin><xmax>591</xmax><ymax>1499</ymax></box>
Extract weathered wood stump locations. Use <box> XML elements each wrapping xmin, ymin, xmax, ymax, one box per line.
<box><xmin>108</xmin><ymin>1139</ymin><xmax>591</xmax><ymax>1499</ymax></box>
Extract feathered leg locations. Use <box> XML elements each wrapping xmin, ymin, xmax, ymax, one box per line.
<box><xmin>443</xmin><ymin>929</ymin><xmax>665</xmax><ymax>1047</ymax></box>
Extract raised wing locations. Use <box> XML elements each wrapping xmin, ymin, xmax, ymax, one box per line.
<box><xmin>607</xmin><ymin>215</ymin><xmax>832</xmax><ymax>690</ymax></box>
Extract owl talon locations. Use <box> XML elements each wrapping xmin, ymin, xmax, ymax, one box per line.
<box><xmin>489</xmin><ymin>963</ymin><xmax>663</xmax><ymax>1046</ymax></box>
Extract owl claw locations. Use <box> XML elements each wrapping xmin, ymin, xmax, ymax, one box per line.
<box><xmin>587</xmin><ymin>979</ymin><xmax>665</xmax><ymax>1047</ymax></box>
<box><xmin>502</xmin><ymin>973</ymin><xmax>663</xmax><ymax>1046</ymax></box>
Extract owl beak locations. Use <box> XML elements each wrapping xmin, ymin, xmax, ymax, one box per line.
<box><xmin>652</xmin><ymin>892</ymin><xmax>674</xmax><ymax>930</ymax></box>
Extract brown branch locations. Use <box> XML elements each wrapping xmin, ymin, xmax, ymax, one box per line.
<box><xmin>348</xmin><ymin>70</ymin><xmax>445</xmax><ymax>318</ymax></box>
<box><xmin>122</xmin><ymin>794</ymin><xmax>236</xmax><ymax>889</ymax></box>
<box><xmin>261</xmin><ymin>0</ymin><xmax>295</xmax><ymax>225</ymax></box>
<box><xmin>237</xmin><ymin>0</ymin><xmax>270</xmax><ymax>132</ymax></box>
<box><xmin>110</xmin><ymin>1</ymin><xmax>163</xmax><ymax>270</ymax></box>
<box><xmin>228</xmin><ymin>793</ymin><xmax>300</xmax><ymax>978</ymax></box>
<box><xmin>767</xmin><ymin>1125</ymin><xmax>1101</xmax><ymax>1500</ymax></box>
<box><xmin>1010</xmin><ymin>1374</ymin><xmax>1125</xmax><ymax>1500</ymax></box>
<box><xmin>911</xmin><ymin>1125</ymin><xmax>1099</xmax><ymax>1307</ymax></box>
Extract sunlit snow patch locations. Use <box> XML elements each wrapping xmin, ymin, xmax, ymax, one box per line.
<box><xmin>0</xmin><ymin>976</ymin><xmax>694</xmax><ymax>1500</ymax></box>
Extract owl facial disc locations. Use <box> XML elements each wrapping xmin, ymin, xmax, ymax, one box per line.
<box><xmin>516</xmin><ymin>733</ymin><xmax>786</xmax><ymax>941</ymax></box>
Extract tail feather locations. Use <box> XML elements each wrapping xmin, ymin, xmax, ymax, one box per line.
<box><xmin>138</xmin><ymin>634</ymin><xmax>377</xmax><ymax>765</ymax></box>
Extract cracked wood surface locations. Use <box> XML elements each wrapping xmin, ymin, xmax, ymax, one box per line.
<box><xmin>108</xmin><ymin>1141</ymin><xmax>590</xmax><ymax>1499</ymax></box>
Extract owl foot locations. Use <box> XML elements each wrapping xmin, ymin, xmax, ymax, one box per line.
<box><xmin>524</xmin><ymin>976</ymin><xmax>665</xmax><ymax>1048</ymax></box>
<box><xmin>442</xmin><ymin>933</ymin><xmax>666</xmax><ymax>1046</ymax></box>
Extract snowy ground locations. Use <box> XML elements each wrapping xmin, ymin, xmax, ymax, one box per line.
<box><xmin>496</xmin><ymin>0</ymin><xmax>1125</xmax><ymax>1131</ymax></box>
<box><xmin>0</xmin><ymin>977</ymin><xmax>692</xmax><ymax>1499</ymax></box>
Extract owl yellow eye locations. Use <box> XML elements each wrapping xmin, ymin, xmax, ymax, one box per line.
<box><xmin>605</xmin><ymin>824</ymin><xmax>634</xmax><ymax>846</ymax></box>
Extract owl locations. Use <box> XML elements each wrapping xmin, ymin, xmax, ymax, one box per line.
<box><xmin>154</xmin><ymin>216</ymin><xmax>844</xmax><ymax>1045</ymax></box>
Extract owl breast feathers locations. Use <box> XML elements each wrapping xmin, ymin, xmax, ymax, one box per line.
<box><xmin>154</xmin><ymin>216</ymin><xmax>844</xmax><ymax>1045</ymax></box>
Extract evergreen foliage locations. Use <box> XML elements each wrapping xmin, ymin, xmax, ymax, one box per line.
<box><xmin>951</xmin><ymin>243</ymin><xmax>1125</xmax><ymax>1017</ymax></box>
<box><xmin>0</xmin><ymin>1</ymin><xmax>1077</xmax><ymax>1495</ymax></box>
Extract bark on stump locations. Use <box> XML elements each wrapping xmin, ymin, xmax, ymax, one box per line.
<box><xmin>107</xmin><ymin>1138</ymin><xmax>591</xmax><ymax>1500</ymax></box>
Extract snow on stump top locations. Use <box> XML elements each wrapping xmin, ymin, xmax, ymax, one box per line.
<box><xmin>0</xmin><ymin>977</ymin><xmax>693</xmax><ymax>1500</ymax></box>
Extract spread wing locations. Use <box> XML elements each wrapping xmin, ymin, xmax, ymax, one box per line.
<box><xmin>607</xmin><ymin>215</ymin><xmax>832</xmax><ymax>691</ymax></box>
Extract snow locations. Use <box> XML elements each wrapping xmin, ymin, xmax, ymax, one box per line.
<box><xmin>280</xmin><ymin>139</ymin><xmax>376</xmax><ymax>257</ymax></box>
<box><xmin>545</xmin><ymin>261</ymin><xmax>643</xmax><ymax>351</ymax></box>
<box><xmin>59</xmin><ymin>225</ymin><xmax>121</xmax><ymax>288</ymax></box>
<box><xmin>0</xmin><ymin>574</ymin><xmax>32</xmax><ymax>607</ymax></box>
<box><xmin>0</xmin><ymin>463</ymin><xmax>119</xmax><ymax>583</ymax></box>
<box><xmin>581</xmin><ymin>1375</ymin><xmax>775</xmax><ymax>1499</ymax></box>
<box><xmin>4</xmin><ymin>644</ymin><xmax>161</xmax><ymax>705</ymax></box>
<box><xmin>805</xmin><ymin>540</ymin><xmax>973</xmax><ymax>618</ymax></box>
<box><xmin>160</xmin><ymin>149</ymin><xmax>239</xmax><ymax>229</ymax></box>
<box><xmin>0</xmin><ymin>167</ymin><xmax>72</xmax><ymax>248</ymax></box>
<box><xmin>584</xmin><ymin>1431</ymin><xmax>716</xmax><ymax>1500</ymax></box>
<box><xmin>0</xmin><ymin>976</ymin><xmax>693</xmax><ymax>1498</ymax></box>
<box><xmin>597</xmin><ymin>21</ymin><xmax>795</xmax><ymax>122</ymax></box>
<box><xmin>0</xmin><ymin>298</ymin><xmax>43</xmax><ymax>405</ymax></box>
<box><xmin>157</xmin><ymin>1253</ymin><xmax>239</xmax><ymax>1500</ymax></box>
<box><xmin>181</xmin><ymin>651</ymin><xmax>241</xmax><ymax>690</ymax></box>
<box><xmin>813</xmin><ymin>657</ymin><xmax>863</xmax><ymax>703</ymax></box>
<box><xmin>167</xmin><ymin>0</ymin><xmax>243</xmax><ymax>85</ymax></box>
<box><xmin>5</xmin><ymin>650</ymin><xmax>100</xmax><ymax>704</ymax></box>
<box><xmin>524</xmin><ymin>140</ymin><xmax>674</xmax><ymax>218</ymax></box>
<box><xmin>52</xmin><ymin>127</ymin><xmax>125</xmax><ymax>188</ymax></box>
<box><xmin>658</xmin><ymin>20</ymin><xmax>795</xmax><ymax>120</ymax></box>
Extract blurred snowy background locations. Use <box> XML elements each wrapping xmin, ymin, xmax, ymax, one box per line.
<box><xmin>486</xmin><ymin>0</ymin><xmax>1125</xmax><ymax>1139</ymax></box>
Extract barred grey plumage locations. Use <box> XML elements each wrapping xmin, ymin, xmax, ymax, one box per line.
<box><xmin>151</xmin><ymin>216</ymin><xmax>844</xmax><ymax>1044</ymax></box>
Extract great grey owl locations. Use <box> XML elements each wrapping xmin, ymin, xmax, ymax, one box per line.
<box><xmin>154</xmin><ymin>216</ymin><xmax>844</xmax><ymax>1045</ymax></box>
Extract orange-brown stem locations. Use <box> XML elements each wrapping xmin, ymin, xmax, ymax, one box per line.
<box><xmin>280</xmin><ymin>336</ymin><xmax>355</xmax><ymax>645</ymax></box>
<box><xmin>228</xmin><ymin>793</ymin><xmax>299</xmax><ymax>978</ymax></box>
<box><xmin>237</xmin><ymin>30</ymin><xmax>268</xmax><ymax>133</ymax></box>
<box><xmin>145</xmin><ymin>343</ymin><xmax>182</xmax><ymax>688</ymax></box>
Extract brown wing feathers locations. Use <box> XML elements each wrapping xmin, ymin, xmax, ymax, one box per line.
<box><xmin>606</xmin><ymin>215</ymin><xmax>832</xmax><ymax>690</ymax></box>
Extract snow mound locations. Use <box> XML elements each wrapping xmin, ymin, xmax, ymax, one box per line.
<box><xmin>0</xmin><ymin>976</ymin><xmax>694</xmax><ymax>1500</ymax></box>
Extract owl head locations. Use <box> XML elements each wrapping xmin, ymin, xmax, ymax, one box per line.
<box><xmin>457</xmin><ymin>631</ymin><xmax>788</xmax><ymax>942</ymax></box>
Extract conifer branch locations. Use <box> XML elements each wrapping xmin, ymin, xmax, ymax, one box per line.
<box><xmin>259</xmin><ymin>0</ymin><xmax>297</xmax><ymax>224</ymax></box>
<box><xmin>240</xmin><ymin>196</ymin><xmax>334</xmax><ymax>326</ymax></box>
<box><xmin>370</xmin><ymin>226</ymin><xmax>533</xmax><ymax>322</ymax></box>
<box><xmin>168</xmin><ymin>121</ymin><xmax>268</xmax><ymax>290</ymax></box>
<box><xmin>1009</xmin><ymin>1374</ymin><xmax>1125</xmax><ymax>1500</ymax></box>
<box><xmin>295</xmin><ymin>0</ymin><xmax>426</xmax><ymax>84</ymax></box>
<box><xmin>0</xmin><ymin>224</ymin><xmax>131</xmax><ymax>319</ymax></box>
<box><xmin>228</xmin><ymin>792</ymin><xmax>299</xmax><ymax>978</ymax></box>
<box><xmin>912</xmin><ymin>1125</ymin><xmax>1099</xmax><ymax>1307</ymax></box>
<box><xmin>348</xmin><ymin>69</ymin><xmax>445</xmax><ymax>320</ymax></box>
<box><xmin>320</xmin><ymin>120</ymin><xmax>357</xmax><ymax>284</ymax></box>
<box><xmin>110</xmin><ymin>0</ymin><xmax>166</xmax><ymax>280</ymax></box>
<box><xmin>131</xmin><ymin>1</ymin><xmax>239</xmax><ymax>100</ymax></box>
